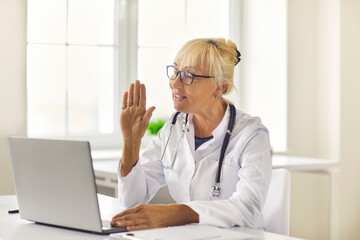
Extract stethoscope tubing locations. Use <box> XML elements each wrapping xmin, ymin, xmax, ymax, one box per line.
<box><xmin>158</xmin><ymin>104</ymin><xmax>236</xmax><ymax>198</ymax></box>
<box><xmin>159</xmin><ymin>112</ymin><xmax>188</xmax><ymax>169</ymax></box>
<box><xmin>215</xmin><ymin>104</ymin><xmax>236</xmax><ymax>185</ymax></box>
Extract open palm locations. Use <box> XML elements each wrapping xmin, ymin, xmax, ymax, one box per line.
<box><xmin>120</xmin><ymin>80</ymin><xmax>156</xmax><ymax>142</ymax></box>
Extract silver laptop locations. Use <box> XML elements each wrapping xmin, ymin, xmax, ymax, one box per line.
<box><xmin>8</xmin><ymin>137</ymin><xmax>126</xmax><ymax>234</ymax></box>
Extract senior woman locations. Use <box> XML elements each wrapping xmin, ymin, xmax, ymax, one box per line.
<box><xmin>111</xmin><ymin>38</ymin><xmax>272</xmax><ymax>231</ymax></box>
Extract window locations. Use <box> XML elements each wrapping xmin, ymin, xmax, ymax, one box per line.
<box><xmin>27</xmin><ymin>0</ymin><xmax>137</xmax><ymax>148</ymax></box>
<box><xmin>27</xmin><ymin>0</ymin><xmax>287</xmax><ymax>152</ymax></box>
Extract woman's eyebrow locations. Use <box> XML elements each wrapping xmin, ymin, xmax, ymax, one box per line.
<box><xmin>185</xmin><ymin>66</ymin><xmax>200</xmax><ymax>73</ymax></box>
<box><xmin>173</xmin><ymin>62</ymin><xmax>199</xmax><ymax>72</ymax></box>
<box><xmin>174</xmin><ymin>64</ymin><xmax>197</xmax><ymax>70</ymax></box>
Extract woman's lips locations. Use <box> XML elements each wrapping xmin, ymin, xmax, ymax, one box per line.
<box><xmin>174</xmin><ymin>94</ymin><xmax>187</xmax><ymax>102</ymax></box>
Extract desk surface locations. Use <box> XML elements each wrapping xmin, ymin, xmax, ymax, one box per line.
<box><xmin>0</xmin><ymin>195</ymin><xmax>302</xmax><ymax>240</ymax></box>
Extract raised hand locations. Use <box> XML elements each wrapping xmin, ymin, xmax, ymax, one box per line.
<box><xmin>120</xmin><ymin>80</ymin><xmax>155</xmax><ymax>141</ymax></box>
<box><xmin>120</xmin><ymin>80</ymin><xmax>155</xmax><ymax>176</ymax></box>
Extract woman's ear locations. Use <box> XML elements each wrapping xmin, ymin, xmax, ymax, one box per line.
<box><xmin>214</xmin><ymin>84</ymin><xmax>227</xmax><ymax>99</ymax></box>
<box><xmin>213</xmin><ymin>85</ymin><xmax>222</xmax><ymax>98</ymax></box>
<box><xmin>222</xmin><ymin>84</ymin><xmax>229</xmax><ymax>94</ymax></box>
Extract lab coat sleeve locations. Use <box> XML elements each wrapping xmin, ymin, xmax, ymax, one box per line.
<box><xmin>184</xmin><ymin>130</ymin><xmax>272</xmax><ymax>229</ymax></box>
<box><xmin>117</xmin><ymin>128</ymin><xmax>166</xmax><ymax>209</ymax></box>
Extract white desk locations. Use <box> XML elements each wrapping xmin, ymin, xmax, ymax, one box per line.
<box><xmin>0</xmin><ymin>195</ymin><xmax>302</xmax><ymax>240</ymax></box>
<box><xmin>271</xmin><ymin>155</ymin><xmax>338</xmax><ymax>171</ymax></box>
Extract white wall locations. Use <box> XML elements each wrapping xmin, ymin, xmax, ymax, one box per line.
<box><xmin>287</xmin><ymin>0</ymin><xmax>319</xmax><ymax>158</ymax></box>
<box><xmin>287</xmin><ymin>1</ymin><xmax>339</xmax><ymax>239</ymax></box>
<box><xmin>338</xmin><ymin>0</ymin><xmax>360</xmax><ymax>239</ymax></box>
<box><xmin>0</xmin><ymin>0</ymin><xmax>27</xmax><ymax>195</ymax></box>
<box><xmin>287</xmin><ymin>0</ymin><xmax>360</xmax><ymax>239</ymax></box>
<box><xmin>288</xmin><ymin>0</ymin><xmax>340</xmax><ymax>159</ymax></box>
<box><xmin>241</xmin><ymin>0</ymin><xmax>287</xmax><ymax>152</ymax></box>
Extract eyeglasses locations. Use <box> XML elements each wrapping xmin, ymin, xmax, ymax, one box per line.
<box><xmin>166</xmin><ymin>65</ymin><xmax>215</xmax><ymax>85</ymax></box>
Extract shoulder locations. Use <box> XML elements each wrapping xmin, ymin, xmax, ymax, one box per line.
<box><xmin>232</xmin><ymin>107</ymin><xmax>269</xmax><ymax>138</ymax></box>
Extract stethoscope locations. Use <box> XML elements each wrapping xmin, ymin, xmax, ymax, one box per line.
<box><xmin>158</xmin><ymin>104</ymin><xmax>236</xmax><ymax>198</ymax></box>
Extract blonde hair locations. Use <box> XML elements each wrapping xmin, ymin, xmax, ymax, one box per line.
<box><xmin>174</xmin><ymin>38</ymin><xmax>240</xmax><ymax>95</ymax></box>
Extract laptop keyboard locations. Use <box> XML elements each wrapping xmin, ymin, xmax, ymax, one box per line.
<box><xmin>102</xmin><ymin>219</ymin><xmax>112</xmax><ymax>228</ymax></box>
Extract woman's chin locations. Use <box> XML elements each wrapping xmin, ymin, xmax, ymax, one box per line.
<box><xmin>173</xmin><ymin>101</ymin><xmax>187</xmax><ymax>113</ymax></box>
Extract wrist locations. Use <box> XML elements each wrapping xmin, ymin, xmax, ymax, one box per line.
<box><xmin>122</xmin><ymin>138</ymin><xmax>141</xmax><ymax>155</ymax></box>
<box><xmin>120</xmin><ymin>162</ymin><xmax>135</xmax><ymax>177</ymax></box>
<box><xmin>123</xmin><ymin>137</ymin><xmax>142</xmax><ymax>146</ymax></box>
<box><xmin>170</xmin><ymin>204</ymin><xmax>199</xmax><ymax>225</ymax></box>
<box><xmin>120</xmin><ymin>139</ymin><xmax>141</xmax><ymax>177</ymax></box>
<box><xmin>182</xmin><ymin>204</ymin><xmax>199</xmax><ymax>224</ymax></box>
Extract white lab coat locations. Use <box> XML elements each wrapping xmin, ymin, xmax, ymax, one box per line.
<box><xmin>117</xmin><ymin>105</ymin><xmax>272</xmax><ymax>229</ymax></box>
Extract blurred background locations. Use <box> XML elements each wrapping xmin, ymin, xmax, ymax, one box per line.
<box><xmin>1</xmin><ymin>0</ymin><xmax>359</xmax><ymax>239</ymax></box>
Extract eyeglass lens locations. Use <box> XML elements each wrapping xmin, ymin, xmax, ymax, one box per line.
<box><xmin>167</xmin><ymin>66</ymin><xmax>193</xmax><ymax>85</ymax></box>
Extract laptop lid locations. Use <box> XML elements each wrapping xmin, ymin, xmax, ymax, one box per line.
<box><xmin>8</xmin><ymin>137</ymin><xmax>111</xmax><ymax>233</ymax></box>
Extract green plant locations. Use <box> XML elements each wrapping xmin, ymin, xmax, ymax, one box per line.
<box><xmin>147</xmin><ymin>119</ymin><xmax>166</xmax><ymax>135</ymax></box>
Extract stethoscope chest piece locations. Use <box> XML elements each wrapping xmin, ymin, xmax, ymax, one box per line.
<box><xmin>212</xmin><ymin>182</ymin><xmax>221</xmax><ymax>198</ymax></box>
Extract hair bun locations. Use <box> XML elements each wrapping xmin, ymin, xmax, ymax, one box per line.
<box><xmin>235</xmin><ymin>49</ymin><xmax>241</xmax><ymax>66</ymax></box>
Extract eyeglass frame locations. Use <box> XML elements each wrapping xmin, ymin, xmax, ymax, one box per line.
<box><xmin>166</xmin><ymin>65</ymin><xmax>215</xmax><ymax>85</ymax></box>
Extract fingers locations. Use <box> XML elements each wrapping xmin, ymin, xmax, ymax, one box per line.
<box><xmin>139</xmin><ymin>84</ymin><xmax>146</xmax><ymax>108</ymax></box>
<box><xmin>111</xmin><ymin>204</ymin><xmax>177</xmax><ymax>231</ymax></box>
<box><xmin>112</xmin><ymin>213</ymin><xmax>149</xmax><ymax>231</ymax></box>
<box><xmin>126</xmin><ymin>224</ymin><xmax>149</xmax><ymax>231</ymax></box>
<box><xmin>113</xmin><ymin>213</ymin><xmax>147</xmax><ymax>226</ymax></box>
<box><xmin>112</xmin><ymin>206</ymin><xmax>141</xmax><ymax>221</ymax></box>
<box><xmin>143</xmin><ymin>106</ymin><xmax>156</xmax><ymax>125</ymax></box>
<box><xmin>111</xmin><ymin>207</ymin><xmax>148</xmax><ymax>229</ymax></box>
<box><xmin>122</xmin><ymin>81</ymin><xmax>154</xmax><ymax>118</ymax></box>
<box><xmin>133</xmin><ymin>80</ymin><xmax>140</xmax><ymax>106</ymax></box>
<box><xmin>125</xmin><ymin>80</ymin><xmax>145</xmax><ymax>109</ymax></box>
<box><xmin>122</xmin><ymin>91</ymin><xmax>128</xmax><ymax>110</ymax></box>
<box><xmin>128</xmin><ymin>83</ymin><xmax>134</xmax><ymax>106</ymax></box>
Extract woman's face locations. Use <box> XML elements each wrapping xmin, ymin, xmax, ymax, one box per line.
<box><xmin>169</xmin><ymin>62</ymin><xmax>219</xmax><ymax>115</ymax></box>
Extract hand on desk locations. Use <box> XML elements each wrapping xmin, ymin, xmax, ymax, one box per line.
<box><xmin>111</xmin><ymin>203</ymin><xmax>199</xmax><ymax>231</ymax></box>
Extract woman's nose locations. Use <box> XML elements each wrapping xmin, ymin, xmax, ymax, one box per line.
<box><xmin>169</xmin><ymin>72</ymin><xmax>183</xmax><ymax>89</ymax></box>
